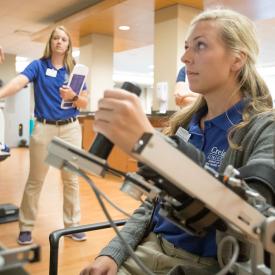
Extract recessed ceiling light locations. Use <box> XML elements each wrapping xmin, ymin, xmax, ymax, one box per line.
<box><xmin>118</xmin><ymin>25</ymin><xmax>130</xmax><ymax>31</ymax></box>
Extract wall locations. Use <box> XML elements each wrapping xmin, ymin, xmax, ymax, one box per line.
<box><xmin>0</xmin><ymin>53</ymin><xmax>31</xmax><ymax>147</ymax></box>
<box><xmin>4</xmin><ymin>85</ymin><xmax>31</xmax><ymax>147</ymax></box>
<box><xmin>0</xmin><ymin>54</ymin><xmax>16</xmax><ymax>84</ymax></box>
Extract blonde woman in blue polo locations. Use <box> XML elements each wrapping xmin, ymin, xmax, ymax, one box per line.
<box><xmin>0</xmin><ymin>26</ymin><xmax>88</xmax><ymax>244</ymax></box>
<box><xmin>81</xmin><ymin>9</ymin><xmax>274</xmax><ymax>275</ymax></box>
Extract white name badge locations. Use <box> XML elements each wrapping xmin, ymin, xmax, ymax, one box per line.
<box><xmin>175</xmin><ymin>126</ymin><xmax>191</xmax><ymax>142</ymax></box>
<box><xmin>46</xmin><ymin>68</ymin><xmax>57</xmax><ymax>77</ymax></box>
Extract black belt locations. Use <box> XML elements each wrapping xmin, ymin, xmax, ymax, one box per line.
<box><xmin>36</xmin><ymin>117</ymin><xmax>77</xmax><ymax>126</ymax></box>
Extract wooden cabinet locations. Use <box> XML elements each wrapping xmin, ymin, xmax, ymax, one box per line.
<box><xmin>78</xmin><ymin>114</ymin><xmax>171</xmax><ymax>173</ymax></box>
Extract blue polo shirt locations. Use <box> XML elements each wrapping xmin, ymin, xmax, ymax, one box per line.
<box><xmin>21</xmin><ymin>58</ymin><xmax>80</xmax><ymax>121</ymax></box>
<box><xmin>176</xmin><ymin>67</ymin><xmax>186</xmax><ymax>82</ymax></box>
<box><xmin>153</xmin><ymin>100</ymin><xmax>245</xmax><ymax>257</ymax></box>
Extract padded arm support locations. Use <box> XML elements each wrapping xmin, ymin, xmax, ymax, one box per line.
<box><xmin>239</xmin><ymin>163</ymin><xmax>275</xmax><ymax>205</ymax></box>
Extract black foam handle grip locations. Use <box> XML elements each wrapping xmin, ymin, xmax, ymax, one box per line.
<box><xmin>88</xmin><ymin>82</ymin><xmax>141</xmax><ymax>159</ymax></box>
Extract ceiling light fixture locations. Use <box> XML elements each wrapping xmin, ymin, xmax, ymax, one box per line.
<box><xmin>118</xmin><ymin>25</ymin><xmax>130</xmax><ymax>31</ymax></box>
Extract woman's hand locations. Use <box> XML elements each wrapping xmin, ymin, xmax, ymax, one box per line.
<box><xmin>59</xmin><ymin>85</ymin><xmax>76</xmax><ymax>100</ymax></box>
<box><xmin>174</xmin><ymin>81</ymin><xmax>198</xmax><ymax>107</ymax></box>
<box><xmin>80</xmin><ymin>256</ymin><xmax>118</xmax><ymax>275</ymax></box>
<box><xmin>93</xmin><ymin>89</ymin><xmax>154</xmax><ymax>154</ymax></box>
<box><xmin>174</xmin><ymin>93</ymin><xmax>198</xmax><ymax>107</ymax></box>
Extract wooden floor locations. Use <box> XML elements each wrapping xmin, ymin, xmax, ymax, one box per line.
<box><xmin>0</xmin><ymin>148</ymin><xmax>140</xmax><ymax>275</ymax></box>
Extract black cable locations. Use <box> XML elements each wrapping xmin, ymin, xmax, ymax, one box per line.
<box><xmin>63</xmin><ymin>161</ymin><xmax>155</xmax><ymax>275</ymax></box>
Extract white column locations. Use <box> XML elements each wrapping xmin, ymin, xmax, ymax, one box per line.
<box><xmin>154</xmin><ymin>5</ymin><xmax>201</xmax><ymax>111</ymax></box>
<box><xmin>79</xmin><ymin>34</ymin><xmax>114</xmax><ymax>112</ymax></box>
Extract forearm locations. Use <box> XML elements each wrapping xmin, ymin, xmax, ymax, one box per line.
<box><xmin>73</xmin><ymin>91</ymin><xmax>88</xmax><ymax>109</ymax></box>
<box><xmin>0</xmin><ymin>75</ymin><xmax>29</xmax><ymax>99</ymax></box>
<box><xmin>99</xmin><ymin>199</ymin><xmax>155</xmax><ymax>266</ymax></box>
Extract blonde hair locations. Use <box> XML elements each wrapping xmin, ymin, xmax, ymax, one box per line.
<box><xmin>41</xmin><ymin>26</ymin><xmax>75</xmax><ymax>73</ymax></box>
<box><xmin>164</xmin><ymin>9</ymin><xmax>273</xmax><ymax>148</ymax></box>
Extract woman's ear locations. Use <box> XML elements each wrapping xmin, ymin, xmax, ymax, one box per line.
<box><xmin>231</xmin><ymin>51</ymin><xmax>247</xmax><ymax>72</ymax></box>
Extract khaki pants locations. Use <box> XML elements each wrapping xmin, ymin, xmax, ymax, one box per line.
<box><xmin>118</xmin><ymin>233</ymin><xmax>219</xmax><ymax>275</ymax></box>
<box><xmin>19</xmin><ymin>120</ymin><xmax>82</xmax><ymax>231</ymax></box>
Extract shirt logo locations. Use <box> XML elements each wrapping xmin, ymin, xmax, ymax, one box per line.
<box><xmin>206</xmin><ymin>146</ymin><xmax>226</xmax><ymax>169</ymax></box>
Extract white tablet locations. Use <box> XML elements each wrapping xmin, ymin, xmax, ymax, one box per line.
<box><xmin>61</xmin><ymin>64</ymin><xmax>89</xmax><ymax>109</ymax></box>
